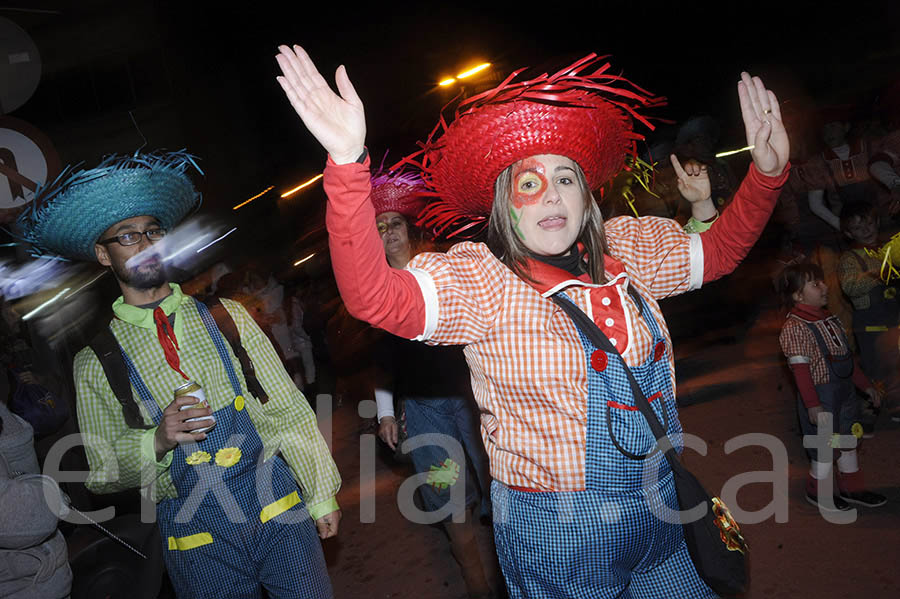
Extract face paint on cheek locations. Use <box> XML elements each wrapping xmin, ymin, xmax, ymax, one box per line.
<box><xmin>509</xmin><ymin>206</ymin><xmax>525</xmax><ymax>241</ymax></box>
<box><xmin>512</xmin><ymin>158</ymin><xmax>548</xmax><ymax>209</ymax></box>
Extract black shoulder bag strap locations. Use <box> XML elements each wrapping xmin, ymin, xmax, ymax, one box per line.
<box><xmin>203</xmin><ymin>296</ymin><xmax>269</xmax><ymax>404</ymax></box>
<box><xmin>89</xmin><ymin>328</ymin><xmax>152</xmax><ymax>430</ymax></box>
<box><xmin>551</xmin><ymin>294</ymin><xmax>673</xmax><ymax>456</ymax></box>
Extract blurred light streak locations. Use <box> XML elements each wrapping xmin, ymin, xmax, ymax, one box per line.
<box><xmin>0</xmin><ymin>257</ymin><xmax>70</xmax><ymax>300</ymax></box>
<box><xmin>233</xmin><ymin>186</ymin><xmax>274</xmax><ymax>210</ymax></box>
<box><xmin>64</xmin><ymin>271</ymin><xmax>107</xmax><ymax>300</ymax></box>
<box><xmin>457</xmin><ymin>63</ymin><xmax>490</xmax><ymax>79</ymax></box>
<box><xmin>22</xmin><ymin>287</ymin><xmax>70</xmax><ymax>321</ymax></box>
<box><xmin>715</xmin><ymin>144</ymin><xmax>755</xmax><ymax>158</ymax></box>
<box><xmin>161</xmin><ymin>235</ymin><xmax>210</xmax><ymax>263</ymax></box>
<box><xmin>438</xmin><ymin>78</ymin><xmax>456</xmax><ymax>86</ymax></box>
<box><xmin>293</xmin><ymin>253</ymin><xmax>315</xmax><ymax>267</ymax></box>
<box><xmin>196</xmin><ymin>227</ymin><xmax>237</xmax><ymax>254</ymax></box>
<box><xmin>48</xmin><ymin>306</ymin><xmax>94</xmax><ymax>345</ymax></box>
<box><xmin>281</xmin><ymin>174</ymin><xmax>324</xmax><ymax>198</ymax></box>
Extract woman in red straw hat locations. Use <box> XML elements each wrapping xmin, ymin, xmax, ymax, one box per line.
<box><xmin>369</xmin><ymin>170</ymin><xmax>498</xmax><ymax>599</ymax></box>
<box><xmin>276</xmin><ymin>45</ymin><xmax>789</xmax><ymax>598</ymax></box>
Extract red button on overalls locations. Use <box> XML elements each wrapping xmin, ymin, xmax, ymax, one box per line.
<box><xmin>653</xmin><ymin>341</ymin><xmax>666</xmax><ymax>362</ymax></box>
<box><xmin>590</xmin><ymin>349</ymin><xmax>608</xmax><ymax>372</ymax></box>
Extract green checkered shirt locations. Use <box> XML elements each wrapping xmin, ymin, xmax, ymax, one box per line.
<box><xmin>74</xmin><ymin>284</ymin><xmax>340</xmax><ymax>519</ymax></box>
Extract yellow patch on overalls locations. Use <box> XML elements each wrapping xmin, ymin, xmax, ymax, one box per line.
<box><xmin>260</xmin><ymin>491</ymin><xmax>301</xmax><ymax>523</ymax></box>
<box><xmin>168</xmin><ymin>532</ymin><xmax>213</xmax><ymax>551</ymax></box>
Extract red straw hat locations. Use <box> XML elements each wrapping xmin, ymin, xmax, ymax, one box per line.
<box><xmin>370</xmin><ymin>170</ymin><xmax>431</xmax><ymax>220</ymax></box>
<box><xmin>399</xmin><ymin>54</ymin><xmax>664</xmax><ymax>237</ymax></box>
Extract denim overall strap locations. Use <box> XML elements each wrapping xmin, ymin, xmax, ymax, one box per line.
<box><xmin>803</xmin><ymin>320</ymin><xmax>853</xmax><ymax>381</ymax></box>
<box><xmin>119</xmin><ymin>343</ymin><xmax>165</xmax><ymax>425</ymax></box>
<box><xmin>194</xmin><ymin>298</ymin><xmax>243</xmax><ymax>397</ymax></box>
<box><xmin>556</xmin><ymin>289</ymin><xmax>679</xmax><ymax>492</ymax></box>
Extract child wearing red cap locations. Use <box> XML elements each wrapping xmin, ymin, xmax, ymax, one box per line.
<box><xmin>276</xmin><ymin>45</ymin><xmax>789</xmax><ymax>598</ymax></box>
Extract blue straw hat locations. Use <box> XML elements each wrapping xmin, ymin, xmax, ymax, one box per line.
<box><xmin>18</xmin><ymin>150</ymin><xmax>202</xmax><ymax>261</ymax></box>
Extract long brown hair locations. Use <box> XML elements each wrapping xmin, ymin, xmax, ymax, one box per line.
<box><xmin>486</xmin><ymin>159</ymin><xmax>609</xmax><ymax>284</ymax></box>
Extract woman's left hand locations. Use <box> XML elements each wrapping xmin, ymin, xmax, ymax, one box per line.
<box><xmin>737</xmin><ymin>72</ymin><xmax>789</xmax><ymax>177</ymax></box>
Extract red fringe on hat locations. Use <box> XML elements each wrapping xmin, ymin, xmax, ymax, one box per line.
<box><xmin>370</xmin><ymin>168</ymin><xmax>433</xmax><ymax>220</ymax></box>
<box><xmin>394</xmin><ymin>53</ymin><xmax>665</xmax><ymax>238</ymax></box>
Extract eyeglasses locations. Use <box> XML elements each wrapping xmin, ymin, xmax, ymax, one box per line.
<box><xmin>98</xmin><ymin>228</ymin><xmax>167</xmax><ymax>247</ymax></box>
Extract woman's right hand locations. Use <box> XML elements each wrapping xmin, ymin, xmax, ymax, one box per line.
<box><xmin>377</xmin><ymin>416</ymin><xmax>399</xmax><ymax>450</ymax></box>
<box><xmin>276</xmin><ymin>44</ymin><xmax>366</xmax><ymax>165</ymax></box>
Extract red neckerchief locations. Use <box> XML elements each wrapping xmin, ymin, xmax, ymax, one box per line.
<box><xmin>790</xmin><ymin>303</ymin><xmax>844</xmax><ymax>347</ymax></box>
<box><xmin>790</xmin><ymin>303</ymin><xmax>829</xmax><ymax>320</ymax></box>
<box><xmin>522</xmin><ymin>248</ymin><xmax>627</xmax><ymax>295</ymax></box>
<box><xmin>153</xmin><ymin>306</ymin><xmax>190</xmax><ymax>380</ymax></box>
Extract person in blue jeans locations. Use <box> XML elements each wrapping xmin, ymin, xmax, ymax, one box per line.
<box><xmin>369</xmin><ymin>170</ymin><xmax>499</xmax><ymax>599</ymax></box>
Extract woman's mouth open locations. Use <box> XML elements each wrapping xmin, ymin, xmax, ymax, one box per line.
<box><xmin>538</xmin><ymin>216</ymin><xmax>567</xmax><ymax>231</ymax></box>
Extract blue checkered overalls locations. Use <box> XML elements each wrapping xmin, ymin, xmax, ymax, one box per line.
<box><xmin>121</xmin><ymin>299</ymin><xmax>331</xmax><ymax>599</ymax></box>
<box><xmin>491</xmin><ymin>291</ymin><xmax>717</xmax><ymax>599</ymax></box>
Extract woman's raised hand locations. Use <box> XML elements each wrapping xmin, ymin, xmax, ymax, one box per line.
<box><xmin>276</xmin><ymin>45</ymin><xmax>366</xmax><ymax>165</ymax></box>
<box><xmin>737</xmin><ymin>72</ymin><xmax>789</xmax><ymax>177</ymax></box>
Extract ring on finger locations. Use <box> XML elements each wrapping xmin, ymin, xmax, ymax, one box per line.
<box><xmin>763</xmin><ymin>108</ymin><xmax>773</xmax><ymax>115</ymax></box>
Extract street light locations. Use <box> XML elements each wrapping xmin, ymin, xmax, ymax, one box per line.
<box><xmin>437</xmin><ymin>62</ymin><xmax>491</xmax><ymax>88</ymax></box>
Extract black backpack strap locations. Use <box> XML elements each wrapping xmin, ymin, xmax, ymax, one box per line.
<box><xmin>89</xmin><ymin>328</ymin><xmax>152</xmax><ymax>430</ymax></box>
<box><xmin>204</xmin><ymin>296</ymin><xmax>269</xmax><ymax>404</ymax></box>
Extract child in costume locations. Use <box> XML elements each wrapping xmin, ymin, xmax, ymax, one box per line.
<box><xmin>837</xmin><ymin>201</ymin><xmax>900</xmax><ymax>422</ymax></box>
<box><xmin>776</xmin><ymin>263</ymin><xmax>886</xmax><ymax>510</ymax></box>
<box><xmin>276</xmin><ymin>45</ymin><xmax>787</xmax><ymax>598</ymax></box>
<box><xmin>370</xmin><ymin>170</ymin><xmax>498</xmax><ymax>598</ymax></box>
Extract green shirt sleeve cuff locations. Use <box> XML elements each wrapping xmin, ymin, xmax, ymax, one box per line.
<box><xmin>684</xmin><ymin>215</ymin><xmax>716</xmax><ymax>234</ymax></box>
<box><xmin>307</xmin><ymin>497</ymin><xmax>340</xmax><ymax>520</ymax></box>
<box><xmin>141</xmin><ymin>427</ymin><xmax>173</xmax><ymax>469</ymax></box>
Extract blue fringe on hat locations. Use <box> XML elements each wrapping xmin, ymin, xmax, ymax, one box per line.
<box><xmin>17</xmin><ymin>149</ymin><xmax>203</xmax><ymax>261</ymax></box>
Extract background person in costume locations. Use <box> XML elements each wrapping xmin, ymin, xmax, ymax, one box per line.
<box><xmin>369</xmin><ymin>169</ymin><xmax>499</xmax><ymax>599</ymax></box>
<box><xmin>18</xmin><ymin>151</ymin><xmax>341</xmax><ymax>599</ymax></box>
<box><xmin>275</xmin><ymin>45</ymin><xmax>788</xmax><ymax>598</ymax></box>
<box><xmin>776</xmin><ymin>262</ymin><xmax>886</xmax><ymax>510</ymax></box>
<box><xmin>837</xmin><ymin>201</ymin><xmax>900</xmax><ymax>427</ymax></box>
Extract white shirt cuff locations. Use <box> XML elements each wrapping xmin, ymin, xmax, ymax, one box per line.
<box><xmin>406</xmin><ymin>266</ymin><xmax>439</xmax><ymax>341</ymax></box>
<box><xmin>688</xmin><ymin>233</ymin><xmax>704</xmax><ymax>291</ymax></box>
<box><xmin>374</xmin><ymin>388</ymin><xmax>395</xmax><ymax>422</ymax></box>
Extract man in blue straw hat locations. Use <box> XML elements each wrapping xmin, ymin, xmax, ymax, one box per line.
<box><xmin>20</xmin><ymin>150</ymin><xmax>341</xmax><ymax>599</ymax></box>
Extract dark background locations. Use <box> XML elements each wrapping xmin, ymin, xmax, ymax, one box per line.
<box><xmin>4</xmin><ymin>0</ymin><xmax>900</xmax><ymax>267</ymax></box>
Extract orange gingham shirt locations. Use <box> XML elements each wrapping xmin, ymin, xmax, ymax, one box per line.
<box><xmin>407</xmin><ymin>216</ymin><xmax>703</xmax><ymax>491</ymax></box>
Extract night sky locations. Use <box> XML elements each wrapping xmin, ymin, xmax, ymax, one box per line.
<box><xmin>5</xmin><ymin>1</ymin><xmax>900</xmax><ymax>270</ymax></box>
<box><xmin>188</xmin><ymin>2</ymin><xmax>900</xmax><ymax>156</ymax></box>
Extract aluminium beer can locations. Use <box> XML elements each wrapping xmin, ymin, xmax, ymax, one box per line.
<box><xmin>175</xmin><ymin>380</ymin><xmax>216</xmax><ymax>434</ymax></box>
